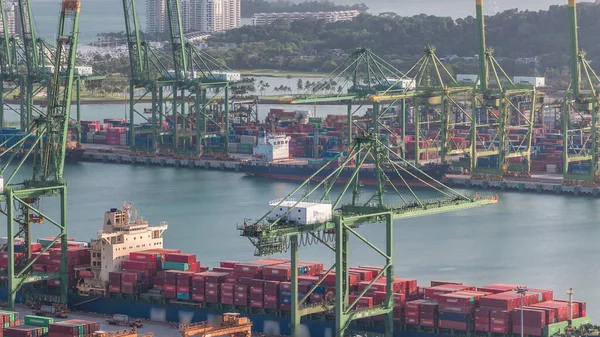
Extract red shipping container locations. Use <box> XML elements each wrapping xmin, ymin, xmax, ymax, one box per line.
<box><xmin>32</xmin><ymin>264</ymin><xmax>46</xmax><ymax>272</ymax></box>
<box><xmin>221</xmin><ymin>295</ymin><xmax>235</xmax><ymax>305</ymax></box>
<box><xmin>420</xmin><ymin>318</ymin><xmax>437</xmax><ymax>327</ymax></box>
<box><xmin>530</xmin><ymin>301</ymin><xmax>569</xmax><ymax>322</ymax></box>
<box><xmin>348</xmin><ymin>268</ymin><xmax>374</xmax><ymax>282</ymax></box>
<box><xmin>234</xmin><ymin>263</ymin><xmax>264</xmax><ymax>274</ymax></box>
<box><xmin>512</xmin><ymin>325</ymin><xmax>542</xmax><ymax>336</ymax></box>
<box><xmin>192</xmin><ymin>294</ymin><xmax>205</xmax><ymax>302</ymax></box>
<box><xmin>475</xmin><ymin>323</ymin><xmax>490</xmax><ymax>332</ymax></box>
<box><xmin>405</xmin><ymin>317</ymin><xmax>419</xmax><ymax>325</ymax></box>
<box><xmin>491</xmin><ymin>324</ymin><xmax>512</xmax><ymax>334</ymax></box>
<box><xmin>553</xmin><ymin>300</ymin><xmax>582</xmax><ymax>319</ymax></box>
<box><xmin>431</xmin><ymin>281</ymin><xmax>463</xmax><ymax>287</ymax></box>
<box><xmin>419</xmin><ymin>310</ymin><xmax>436</xmax><ymax>319</ymax></box>
<box><xmin>122</xmin><ymin>260</ymin><xmax>155</xmax><ymax>271</ymax></box>
<box><xmin>348</xmin><ymin>295</ymin><xmax>374</xmax><ymax>309</ymax></box>
<box><xmin>439</xmin><ymin>320</ymin><xmax>468</xmax><ymax>331</ymax></box>
<box><xmin>163</xmin><ymin>284</ymin><xmax>177</xmax><ymax>292</ymax></box>
<box><xmin>477</xmin><ymin>284</ymin><xmax>522</xmax><ymax>294</ymax></box>
<box><xmin>213</xmin><ymin>267</ymin><xmax>233</xmax><ymax>273</ymax></box>
<box><xmin>235</xmin><ymin>297</ymin><xmax>249</xmax><ymax>306</ymax></box>
<box><xmin>251</xmin><ymin>299</ymin><xmax>263</xmax><ymax>308</ymax></box>
<box><xmin>205</xmin><ymin>295</ymin><xmax>219</xmax><ymax>303</ymax></box>
<box><xmin>475</xmin><ymin>307</ymin><xmax>491</xmax><ymax>324</ymax></box>
<box><xmin>108</xmin><ymin>285</ymin><xmax>121</xmax><ymax>293</ymax></box>
<box><xmin>512</xmin><ymin>307</ymin><xmax>546</xmax><ymax>327</ymax></box>
<box><xmin>130</xmin><ymin>251</ymin><xmax>158</xmax><ymax>261</ymax></box>
<box><xmin>164</xmin><ymin>253</ymin><xmax>196</xmax><ymax>264</ymax></box>
<box><xmin>220</xmin><ymin>261</ymin><xmax>238</xmax><ymax>268</ymax></box>
<box><xmin>206</xmin><ymin>282</ymin><xmax>219</xmax><ymax>290</ymax></box>
<box><xmin>177</xmin><ymin>286</ymin><xmax>190</xmax><ymax>294</ymax></box>
<box><xmin>527</xmin><ymin>288</ymin><xmax>554</xmax><ymax>302</ymax></box>
<box><xmin>480</xmin><ymin>292</ymin><xmax>537</xmax><ymax>310</ymax></box>
<box><xmin>424</xmin><ymin>284</ymin><xmax>475</xmax><ymax>301</ymax></box>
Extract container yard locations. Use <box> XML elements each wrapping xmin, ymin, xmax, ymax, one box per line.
<box><xmin>0</xmin><ymin>0</ymin><xmax>599</xmax><ymax>337</ymax></box>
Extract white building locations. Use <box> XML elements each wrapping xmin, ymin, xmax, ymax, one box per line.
<box><xmin>197</xmin><ymin>0</ymin><xmax>241</xmax><ymax>32</ymax></box>
<box><xmin>0</xmin><ymin>2</ymin><xmax>17</xmax><ymax>37</ymax></box>
<box><xmin>251</xmin><ymin>10</ymin><xmax>360</xmax><ymax>26</ymax></box>
<box><xmin>146</xmin><ymin>0</ymin><xmax>167</xmax><ymax>34</ymax></box>
<box><xmin>267</xmin><ymin>199</ymin><xmax>332</xmax><ymax>225</ymax></box>
<box><xmin>513</xmin><ymin>76</ymin><xmax>546</xmax><ymax>87</ymax></box>
<box><xmin>147</xmin><ymin>0</ymin><xmax>240</xmax><ymax>34</ymax></box>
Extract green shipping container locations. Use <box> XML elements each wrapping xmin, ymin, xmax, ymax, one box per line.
<box><xmin>543</xmin><ymin>321</ymin><xmax>569</xmax><ymax>337</ymax></box>
<box><xmin>162</xmin><ymin>261</ymin><xmax>189</xmax><ymax>271</ymax></box>
<box><xmin>309</xmin><ymin>117</ymin><xmax>323</xmax><ymax>124</ymax></box>
<box><xmin>24</xmin><ymin>315</ymin><xmax>54</xmax><ymax>327</ymax></box>
<box><xmin>570</xmin><ymin>316</ymin><xmax>591</xmax><ymax>329</ymax></box>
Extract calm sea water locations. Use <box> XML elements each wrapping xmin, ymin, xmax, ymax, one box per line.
<box><xmin>1</xmin><ymin>101</ymin><xmax>599</xmax><ymax>321</ymax></box>
<box><xmin>28</xmin><ymin>0</ymin><xmax>567</xmax><ymax>43</ymax></box>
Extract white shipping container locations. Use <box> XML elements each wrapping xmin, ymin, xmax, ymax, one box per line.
<box><xmin>267</xmin><ymin>200</ymin><xmax>332</xmax><ymax>225</ymax></box>
<box><xmin>240</xmin><ymin>135</ymin><xmax>256</xmax><ymax>145</ymax></box>
<box><xmin>513</xmin><ymin>76</ymin><xmax>545</xmax><ymax>87</ymax></box>
<box><xmin>457</xmin><ymin>74</ymin><xmax>479</xmax><ymax>84</ymax></box>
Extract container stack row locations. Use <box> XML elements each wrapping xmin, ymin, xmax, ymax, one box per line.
<box><xmin>47</xmin><ymin>319</ymin><xmax>100</xmax><ymax>337</ymax></box>
<box><xmin>110</xmin><ymin>248</ymin><xmax>206</xmax><ymax>298</ymax></box>
<box><xmin>1</xmin><ymin>313</ymin><xmax>101</xmax><ymax>337</ymax></box>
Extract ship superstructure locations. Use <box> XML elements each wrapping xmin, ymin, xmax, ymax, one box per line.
<box><xmin>252</xmin><ymin>133</ymin><xmax>291</xmax><ymax>162</ymax></box>
<box><xmin>76</xmin><ymin>203</ymin><xmax>167</xmax><ymax>296</ymax></box>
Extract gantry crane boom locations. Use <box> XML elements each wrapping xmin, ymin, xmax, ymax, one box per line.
<box><xmin>165</xmin><ymin>0</ymin><xmax>188</xmax><ymax>82</ymax></box>
<box><xmin>0</xmin><ymin>0</ymin><xmax>81</xmax><ymax>309</ymax></box>
<box><xmin>122</xmin><ymin>0</ymin><xmax>146</xmax><ymax>87</ymax></box>
<box><xmin>0</xmin><ymin>1</ymin><xmax>18</xmax><ymax>127</ymax></box>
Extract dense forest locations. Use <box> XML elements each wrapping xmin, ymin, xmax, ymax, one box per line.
<box><xmin>209</xmin><ymin>3</ymin><xmax>600</xmax><ymax>85</ymax></box>
<box><xmin>240</xmin><ymin>0</ymin><xmax>368</xmax><ymax>17</ymax></box>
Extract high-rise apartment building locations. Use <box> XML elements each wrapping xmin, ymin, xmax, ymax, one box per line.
<box><xmin>146</xmin><ymin>0</ymin><xmax>240</xmax><ymax>35</ymax></box>
<box><xmin>1</xmin><ymin>2</ymin><xmax>18</xmax><ymax>37</ymax></box>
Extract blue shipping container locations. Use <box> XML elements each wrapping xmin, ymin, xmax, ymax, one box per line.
<box><xmin>177</xmin><ymin>293</ymin><xmax>190</xmax><ymax>301</ymax></box>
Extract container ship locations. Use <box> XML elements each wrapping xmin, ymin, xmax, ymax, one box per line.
<box><xmin>240</xmin><ymin>133</ymin><xmax>450</xmax><ymax>186</ymax></box>
<box><xmin>0</xmin><ymin>203</ymin><xmax>593</xmax><ymax>337</ymax></box>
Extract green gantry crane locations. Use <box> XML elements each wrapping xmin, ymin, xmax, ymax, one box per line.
<box><xmin>0</xmin><ymin>0</ymin><xmax>81</xmax><ymax>309</ymax></box>
<box><xmin>562</xmin><ymin>0</ymin><xmax>600</xmax><ymax>181</ymax></box>
<box><xmin>471</xmin><ymin>0</ymin><xmax>544</xmax><ymax>177</ymax></box>
<box><xmin>122</xmin><ymin>0</ymin><xmax>174</xmax><ymax>152</ymax></box>
<box><xmin>239</xmin><ymin>107</ymin><xmax>498</xmax><ymax>337</ymax></box>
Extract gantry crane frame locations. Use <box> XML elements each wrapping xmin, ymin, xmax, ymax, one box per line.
<box><xmin>239</xmin><ymin>99</ymin><xmax>498</xmax><ymax>337</ymax></box>
<box><xmin>470</xmin><ymin>0</ymin><xmax>544</xmax><ymax>177</ymax></box>
<box><xmin>561</xmin><ymin>0</ymin><xmax>600</xmax><ymax>181</ymax></box>
<box><xmin>0</xmin><ymin>0</ymin><xmax>81</xmax><ymax>309</ymax></box>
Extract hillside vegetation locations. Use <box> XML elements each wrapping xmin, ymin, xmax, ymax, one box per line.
<box><xmin>209</xmin><ymin>3</ymin><xmax>600</xmax><ymax>85</ymax></box>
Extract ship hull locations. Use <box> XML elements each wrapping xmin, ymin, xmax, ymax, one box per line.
<box><xmin>11</xmin><ymin>148</ymin><xmax>85</xmax><ymax>163</ymax></box>
<box><xmin>240</xmin><ymin>162</ymin><xmax>451</xmax><ymax>187</ymax></box>
<box><xmin>67</xmin><ymin>294</ymin><xmax>434</xmax><ymax>337</ymax></box>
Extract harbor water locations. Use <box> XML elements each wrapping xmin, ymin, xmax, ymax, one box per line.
<box><xmin>2</xmin><ymin>103</ymin><xmax>600</xmax><ymax>321</ymax></box>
